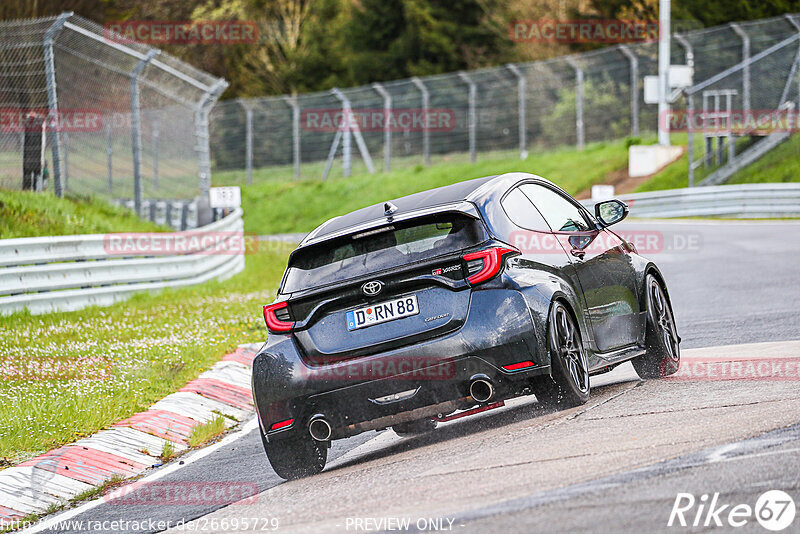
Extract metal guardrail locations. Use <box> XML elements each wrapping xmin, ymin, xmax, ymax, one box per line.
<box><xmin>0</xmin><ymin>209</ymin><xmax>244</xmax><ymax>315</ymax></box>
<box><xmin>583</xmin><ymin>184</ymin><xmax>800</xmax><ymax>218</ymax></box>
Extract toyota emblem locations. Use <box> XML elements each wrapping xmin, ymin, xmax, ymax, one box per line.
<box><xmin>361</xmin><ymin>280</ymin><xmax>383</xmax><ymax>296</ymax></box>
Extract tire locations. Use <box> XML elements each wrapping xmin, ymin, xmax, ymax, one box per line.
<box><xmin>632</xmin><ymin>274</ymin><xmax>680</xmax><ymax>379</ymax></box>
<box><xmin>260</xmin><ymin>430</ymin><xmax>327</xmax><ymax>480</ymax></box>
<box><xmin>534</xmin><ymin>301</ymin><xmax>590</xmax><ymax>408</ymax></box>
<box><xmin>393</xmin><ymin>418</ymin><xmax>437</xmax><ymax>436</ymax></box>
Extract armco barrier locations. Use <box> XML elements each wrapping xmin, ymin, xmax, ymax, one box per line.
<box><xmin>0</xmin><ymin>209</ymin><xmax>244</xmax><ymax>315</ymax></box>
<box><xmin>583</xmin><ymin>184</ymin><xmax>800</xmax><ymax>219</ymax></box>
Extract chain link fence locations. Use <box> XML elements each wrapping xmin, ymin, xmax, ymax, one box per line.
<box><xmin>0</xmin><ymin>12</ymin><xmax>227</xmax><ymax>217</ymax></box>
<box><xmin>210</xmin><ymin>14</ymin><xmax>800</xmax><ymax>183</ymax></box>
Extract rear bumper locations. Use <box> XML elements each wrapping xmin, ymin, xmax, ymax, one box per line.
<box><xmin>252</xmin><ymin>289</ymin><xmax>548</xmax><ymax>441</ymax></box>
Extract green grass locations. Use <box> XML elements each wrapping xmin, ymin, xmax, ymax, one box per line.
<box><xmin>0</xmin><ymin>243</ymin><xmax>292</xmax><ymax>465</ymax></box>
<box><xmin>0</xmin><ymin>190</ymin><xmax>167</xmax><ymax>239</ymax></box>
<box><xmin>187</xmin><ymin>415</ymin><xmax>227</xmax><ymax>447</ymax></box>
<box><xmin>221</xmin><ymin>141</ymin><xmax>633</xmax><ymax>235</ymax></box>
<box><xmin>727</xmin><ymin>134</ymin><xmax>800</xmax><ymax>185</ymax></box>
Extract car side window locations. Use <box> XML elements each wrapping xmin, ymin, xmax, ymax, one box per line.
<box><xmin>519</xmin><ymin>183</ymin><xmax>591</xmax><ymax>232</ymax></box>
<box><xmin>500</xmin><ymin>187</ymin><xmax>550</xmax><ymax>232</ymax></box>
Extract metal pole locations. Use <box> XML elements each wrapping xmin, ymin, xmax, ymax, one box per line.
<box><xmin>618</xmin><ymin>45</ymin><xmax>640</xmax><ymax>137</ymax></box>
<box><xmin>130</xmin><ymin>49</ymin><xmax>159</xmax><ymax>216</ymax></box>
<box><xmin>687</xmin><ymin>93</ymin><xmax>694</xmax><ymax>187</ymax></box>
<box><xmin>730</xmin><ymin>23</ymin><xmax>751</xmax><ymax>116</ymax></box>
<box><xmin>43</xmin><ymin>12</ymin><xmax>71</xmax><ymax>197</ymax></box>
<box><xmin>331</xmin><ymin>88</ymin><xmax>351</xmax><ymax>177</ymax></box>
<box><xmin>372</xmin><ymin>83</ymin><xmax>392</xmax><ymax>172</ymax></box>
<box><xmin>566</xmin><ymin>58</ymin><xmax>585</xmax><ymax>150</ymax></box>
<box><xmin>62</xmin><ymin>131</ymin><xmax>68</xmax><ymax>191</ymax></box>
<box><xmin>283</xmin><ymin>96</ymin><xmax>301</xmax><ymax>179</ymax></box>
<box><xmin>411</xmin><ymin>77</ymin><xmax>430</xmax><ymax>165</ymax></box>
<box><xmin>458</xmin><ymin>72</ymin><xmax>477</xmax><ymax>163</ymax></box>
<box><xmin>658</xmin><ymin>0</ymin><xmax>671</xmax><ymax>146</ymax></box>
<box><xmin>151</xmin><ymin>114</ymin><xmax>159</xmax><ymax>189</ymax></box>
<box><xmin>331</xmin><ymin>88</ymin><xmax>374</xmax><ymax>175</ymax></box>
<box><xmin>673</xmin><ymin>33</ymin><xmax>694</xmax><ymax>69</ymax></box>
<box><xmin>237</xmin><ymin>99</ymin><xmax>253</xmax><ymax>184</ymax></box>
<box><xmin>195</xmin><ymin>79</ymin><xmax>228</xmax><ymax>199</ymax></box>
<box><xmin>106</xmin><ymin>123</ymin><xmax>113</xmax><ymax>193</ymax></box>
<box><xmin>506</xmin><ymin>64</ymin><xmax>527</xmax><ymax>159</ymax></box>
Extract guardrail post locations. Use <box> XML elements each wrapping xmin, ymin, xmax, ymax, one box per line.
<box><xmin>237</xmin><ymin>99</ymin><xmax>253</xmax><ymax>184</ymax></box>
<box><xmin>566</xmin><ymin>58</ymin><xmax>585</xmax><ymax>150</ymax></box>
<box><xmin>506</xmin><ymin>64</ymin><xmax>527</xmax><ymax>159</ymax></box>
<box><xmin>371</xmin><ymin>83</ymin><xmax>392</xmax><ymax>172</ymax></box>
<box><xmin>458</xmin><ymin>72</ymin><xmax>477</xmax><ymax>163</ymax></box>
<box><xmin>618</xmin><ymin>46</ymin><xmax>639</xmax><ymax>137</ymax></box>
<box><xmin>730</xmin><ymin>23</ymin><xmax>751</xmax><ymax>116</ymax></box>
<box><xmin>43</xmin><ymin>12</ymin><xmax>71</xmax><ymax>198</ymax></box>
<box><xmin>411</xmin><ymin>77</ymin><xmax>431</xmax><ymax>165</ymax></box>
<box><xmin>130</xmin><ymin>49</ymin><xmax>159</xmax><ymax>216</ymax></box>
<box><xmin>283</xmin><ymin>96</ymin><xmax>301</xmax><ymax>180</ymax></box>
<box><xmin>195</xmin><ymin>79</ymin><xmax>228</xmax><ymax>201</ymax></box>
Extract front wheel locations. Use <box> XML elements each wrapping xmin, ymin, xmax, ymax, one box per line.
<box><xmin>534</xmin><ymin>302</ymin><xmax>590</xmax><ymax>408</ymax></box>
<box><xmin>261</xmin><ymin>430</ymin><xmax>327</xmax><ymax>480</ymax></box>
<box><xmin>632</xmin><ymin>274</ymin><xmax>680</xmax><ymax>379</ymax></box>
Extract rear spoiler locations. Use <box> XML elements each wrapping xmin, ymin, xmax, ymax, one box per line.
<box><xmin>297</xmin><ymin>201</ymin><xmax>481</xmax><ymax>249</ymax></box>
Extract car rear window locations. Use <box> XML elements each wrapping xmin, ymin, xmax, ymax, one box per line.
<box><xmin>282</xmin><ymin>213</ymin><xmax>486</xmax><ymax>293</ymax></box>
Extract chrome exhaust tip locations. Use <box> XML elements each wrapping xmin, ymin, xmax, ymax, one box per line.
<box><xmin>308</xmin><ymin>415</ymin><xmax>332</xmax><ymax>441</ymax></box>
<box><xmin>469</xmin><ymin>376</ymin><xmax>495</xmax><ymax>403</ymax></box>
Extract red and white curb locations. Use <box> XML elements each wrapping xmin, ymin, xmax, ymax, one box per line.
<box><xmin>0</xmin><ymin>343</ymin><xmax>261</xmax><ymax>522</ymax></box>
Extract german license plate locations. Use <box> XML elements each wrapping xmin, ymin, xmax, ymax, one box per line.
<box><xmin>346</xmin><ymin>295</ymin><xmax>419</xmax><ymax>331</ymax></box>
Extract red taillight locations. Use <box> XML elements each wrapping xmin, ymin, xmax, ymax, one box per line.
<box><xmin>463</xmin><ymin>245</ymin><xmax>520</xmax><ymax>285</ymax></box>
<box><xmin>263</xmin><ymin>301</ymin><xmax>294</xmax><ymax>333</ymax></box>
<box><xmin>270</xmin><ymin>418</ymin><xmax>294</xmax><ymax>431</ymax></box>
<box><xmin>502</xmin><ymin>361</ymin><xmax>535</xmax><ymax>371</ymax></box>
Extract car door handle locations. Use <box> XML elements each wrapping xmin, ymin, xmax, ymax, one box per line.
<box><xmin>570</xmin><ymin>249</ymin><xmax>585</xmax><ymax>259</ymax></box>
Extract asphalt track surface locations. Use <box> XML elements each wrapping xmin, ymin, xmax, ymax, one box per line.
<box><xmin>32</xmin><ymin>220</ymin><xmax>800</xmax><ymax>534</ymax></box>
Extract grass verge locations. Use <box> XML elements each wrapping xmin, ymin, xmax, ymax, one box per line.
<box><xmin>187</xmin><ymin>415</ymin><xmax>227</xmax><ymax>448</ymax></box>
<box><xmin>0</xmin><ymin>243</ymin><xmax>292</xmax><ymax>466</ymax></box>
<box><xmin>0</xmin><ymin>190</ymin><xmax>168</xmax><ymax>239</ymax></box>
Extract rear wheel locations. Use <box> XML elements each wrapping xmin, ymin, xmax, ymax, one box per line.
<box><xmin>260</xmin><ymin>430</ymin><xmax>327</xmax><ymax>480</ymax></box>
<box><xmin>534</xmin><ymin>302</ymin><xmax>590</xmax><ymax>408</ymax></box>
<box><xmin>632</xmin><ymin>274</ymin><xmax>680</xmax><ymax>378</ymax></box>
<box><xmin>393</xmin><ymin>418</ymin><xmax>437</xmax><ymax>436</ymax></box>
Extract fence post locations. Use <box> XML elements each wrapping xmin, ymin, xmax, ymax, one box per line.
<box><xmin>331</xmin><ymin>88</ymin><xmax>374</xmax><ymax>176</ymax></box>
<box><xmin>506</xmin><ymin>64</ymin><xmax>527</xmax><ymax>159</ymax></box>
<box><xmin>62</xmin><ymin>132</ymin><xmax>69</xmax><ymax>191</ymax></box>
<box><xmin>730</xmin><ymin>23</ymin><xmax>751</xmax><ymax>116</ymax></box>
<box><xmin>687</xmin><ymin>92</ymin><xmax>695</xmax><ymax>187</ymax></box>
<box><xmin>283</xmin><ymin>96</ymin><xmax>301</xmax><ymax>179</ymax></box>
<box><xmin>785</xmin><ymin>15</ymin><xmax>800</xmax><ymax>108</ymax></box>
<box><xmin>237</xmin><ymin>99</ymin><xmax>253</xmax><ymax>184</ymax></box>
<box><xmin>195</xmin><ymin>79</ymin><xmax>227</xmax><ymax>200</ymax></box>
<box><xmin>618</xmin><ymin>45</ymin><xmax>639</xmax><ymax>137</ymax></box>
<box><xmin>106</xmin><ymin>123</ymin><xmax>113</xmax><ymax>193</ymax></box>
<box><xmin>332</xmin><ymin>88</ymin><xmax>352</xmax><ymax>176</ymax></box>
<box><xmin>566</xmin><ymin>58</ymin><xmax>585</xmax><ymax>150</ymax></box>
<box><xmin>372</xmin><ymin>83</ymin><xmax>392</xmax><ymax>172</ymax></box>
<box><xmin>458</xmin><ymin>72</ymin><xmax>477</xmax><ymax>163</ymax></box>
<box><xmin>673</xmin><ymin>33</ymin><xmax>695</xmax><ymax>69</ymax></box>
<box><xmin>130</xmin><ymin>49</ymin><xmax>159</xmax><ymax>216</ymax></box>
<box><xmin>411</xmin><ymin>77</ymin><xmax>430</xmax><ymax>165</ymax></box>
<box><xmin>151</xmin><ymin>114</ymin><xmax>159</xmax><ymax>189</ymax></box>
<box><xmin>43</xmin><ymin>12</ymin><xmax>71</xmax><ymax>198</ymax></box>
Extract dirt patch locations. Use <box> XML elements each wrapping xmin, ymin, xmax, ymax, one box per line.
<box><xmin>575</xmin><ymin>146</ymin><xmax>687</xmax><ymax>199</ymax></box>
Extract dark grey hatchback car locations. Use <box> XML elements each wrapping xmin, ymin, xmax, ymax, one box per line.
<box><xmin>253</xmin><ymin>172</ymin><xmax>680</xmax><ymax>479</ymax></box>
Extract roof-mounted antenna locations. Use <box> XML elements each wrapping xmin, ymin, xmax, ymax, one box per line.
<box><xmin>384</xmin><ymin>202</ymin><xmax>398</xmax><ymax>217</ymax></box>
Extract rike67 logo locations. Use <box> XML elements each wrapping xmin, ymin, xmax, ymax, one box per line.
<box><xmin>669</xmin><ymin>490</ymin><xmax>796</xmax><ymax>531</ymax></box>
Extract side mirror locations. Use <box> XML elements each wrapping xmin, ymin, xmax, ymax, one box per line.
<box><xmin>595</xmin><ymin>199</ymin><xmax>629</xmax><ymax>228</ymax></box>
